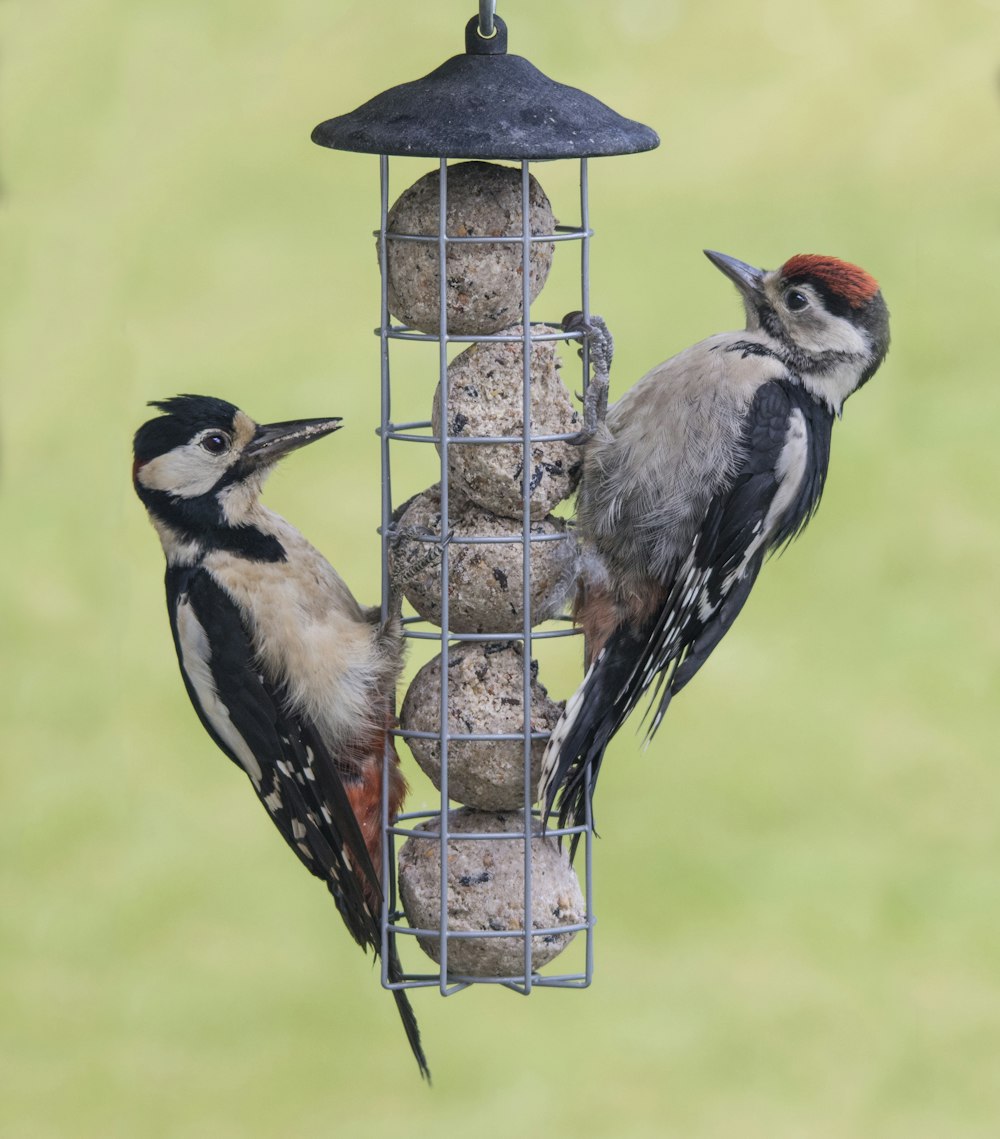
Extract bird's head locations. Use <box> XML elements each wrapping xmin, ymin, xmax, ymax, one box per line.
<box><xmin>133</xmin><ymin>396</ymin><xmax>342</xmax><ymax>554</ymax></box>
<box><xmin>133</xmin><ymin>395</ymin><xmax>342</xmax><ymax>501</ymax></box>
<box><xmin>705</xmin><ymin>250</ymin><xmax>890</xmax><ymax>413</ymax></box>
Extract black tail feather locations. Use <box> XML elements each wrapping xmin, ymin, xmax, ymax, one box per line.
<box><xmin>387</xmin><ymin>939</ymin><xmax>431</xmax><ymax>1082</ymax></box>
<box><xmin>290</xmin><ymin>724</ymin><xmax>429</xmax><ymax>1080</ymax></box>
<box><xmin>544</xmin><ymin>619</ymin><xmax>658</xmax><ymax>854</ymax></box>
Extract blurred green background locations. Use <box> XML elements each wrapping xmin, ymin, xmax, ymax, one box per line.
<box><xmin>3</xmin><ymin>1</ymin><xmax>999</xmax><ymax>1135</ymax></box>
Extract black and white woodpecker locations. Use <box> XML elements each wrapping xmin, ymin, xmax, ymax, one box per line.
<box><xmin>132</xmin><ymin>395</ymin><xmax>429</xmax><ymax>1080</ymax></box>
<box><xmin>541</xmin><ymin>251</ymin><xmax>890</xmax><ymax>836</ymax></box>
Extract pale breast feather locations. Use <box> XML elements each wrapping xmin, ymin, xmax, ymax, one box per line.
<box><xmin>203</xmin><ymin>518</ymin><xmax>380</xmax><ymax>747</ymax></box>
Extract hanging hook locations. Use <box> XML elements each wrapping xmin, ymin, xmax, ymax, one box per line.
<box><xmin>478</xmin><ymin>0</ymin><xmax>497</xmax><ymax>39</ymax></box>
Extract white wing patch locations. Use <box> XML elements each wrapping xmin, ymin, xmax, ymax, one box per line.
<box><xmin>175</xmin><ymin>596</ymin><xmax>263</xmax><ymax>786</ymax></box>
<box><xmin>538</xmin><ymin>653</ymin><xmax>599</xmax><ymax>806</ymax></box>
<box><xmin>719</xmin><ymin>408</ymin><xmax>808</xmax><ymax>594</ymax></box>
<box><xmin>765</xmin><ymin>407</ymin><xmax>808</xmax><ymax>536</ymax></box>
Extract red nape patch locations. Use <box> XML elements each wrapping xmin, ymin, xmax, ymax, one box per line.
<box><xmin>131</xmin><ymin>456</ymin><xmax>143</xmax><ymax>482</ymax></box>
<box><xmin>780</xmin><ymin>254</ymin><xmax>880</xmax><ymax>307</ymax></box>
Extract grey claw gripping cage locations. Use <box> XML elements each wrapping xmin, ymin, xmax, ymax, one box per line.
<box><xmin>312</xmin><ymin>5</ymin><xmax>658</xmax><ymax>997</ymax></box>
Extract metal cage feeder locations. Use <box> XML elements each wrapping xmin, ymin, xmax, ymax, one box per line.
<box><xmin>311</xmin><ymin>5</ymin><xmax>658</xmax><ymax>998</ymax></box>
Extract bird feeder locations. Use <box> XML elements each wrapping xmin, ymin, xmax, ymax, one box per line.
<box><xmin>311</xmin><ymin>4</ymin><xmax>658</xmax><ymax>997</ymax></box>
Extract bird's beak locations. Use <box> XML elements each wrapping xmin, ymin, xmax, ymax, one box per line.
<box><xmin>242</xmin><ymin>417</ymin><xmax>343</xmax><ymax>470</ymax></box>
<box><xmin>704</xmin><ymin>250</ymin><xmax>766</xmax><ymax>301</ymax></box>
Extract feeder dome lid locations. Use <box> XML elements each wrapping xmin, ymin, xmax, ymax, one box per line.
<box><xmin>311</xmin><ymin>16</ymin><xmax>660</xmax><ymax>160</ymax></box>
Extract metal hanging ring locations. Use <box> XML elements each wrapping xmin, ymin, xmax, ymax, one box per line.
<box><xmin>478</xmin><ymin>0</ymin><xmax>497</xmax><ymax>39</ymax></box>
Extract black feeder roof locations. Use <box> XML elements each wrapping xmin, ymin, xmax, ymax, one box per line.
<box><xmin>311</xmin><ymin>16</ymin><xmax>660</xmax><ymax>160</ymax></box>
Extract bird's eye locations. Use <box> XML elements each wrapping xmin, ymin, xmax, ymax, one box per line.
<box><xmin>200</xmin><ymin>433</ymin><xmax>230</xmax><ymax>455</ymax></box>
<box><xmin>784</xmin><ymin>289</ymin><xmax>809</xmax><ymax>311</ymax></box>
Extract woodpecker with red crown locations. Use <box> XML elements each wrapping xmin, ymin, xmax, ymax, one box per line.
<box><xmin>133</xmin><ymin>395</ymin><xmax>429</xmax><ymax>1079</ymax></box>
<box><xmin>540</xmin><ymin>251</ymin><xmax>890</xmax><ymax>838</ymax></box>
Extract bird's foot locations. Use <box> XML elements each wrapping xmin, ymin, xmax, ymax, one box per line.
<box><xmin>384</xmin><ymin>523</ymin><xmax>446</xmax><ymax>612</ymax></box>
<box><xmin>561</xmin><ymin>311</ymin><xmax>613</xmax><ymax>445</ymax></box>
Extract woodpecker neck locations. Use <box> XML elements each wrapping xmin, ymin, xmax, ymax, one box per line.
<box><xmin>745</xmin><ymin>323</ymin><xmax>872</xmax><ymax>416</ymax></box>
<box><xmin>790</xmin><ymin>350</ymin><xmax>871</xmax><ymax>416</ymax></box>
<box><xmin>136</xmin><ymin>479</ymin><xmax>287</xmax><ymax>565</ymax></box>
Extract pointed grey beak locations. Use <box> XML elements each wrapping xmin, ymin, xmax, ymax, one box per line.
<box><xmin>242</xmin><ymin>417</ymin><xmax>342</xmax><ymax>470</ymax></box>
<box><xmin>704</xmin><ymin>250</ymin><xmax>766</xmax><ymax>300</ymax></box>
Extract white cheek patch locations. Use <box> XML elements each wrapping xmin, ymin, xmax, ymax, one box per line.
<box><xmin>138</xmin><ymin>445</ymin><xmax>231</xmax><ymax>499</ymax></box>
<box><xmin>793</xmin><ymin>311</ymin><xmax>869</xmax><ymax>358</ymax></box>
<box><xmin>175</xmin><ymin>597</ymin><xmax>263</xmax><ymax>786</ymax></box>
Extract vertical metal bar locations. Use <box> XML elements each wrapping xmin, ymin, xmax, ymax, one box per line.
<box><xmin>579</xmin><ymin>157</ymin><xmax>592</xmax><ymax>403</ymax></box>
<box><xmin>436</xmin><ymin>157</ymin><xmax>452</xmax><ymax>994</ymax></box>
<box><xmin>580</xmin><ymin>158</ymin><xmax>591</xmax><ymax>322</ymax></box>
<box><xmin>379</xmin><ymin>155</ymin><xmax>393</xmax><ymax>626</ymax></box>
<box><xmin>579</xmin><ymin>156</ymin><xmax>594</xmax><ymax>986</ymax></box>
<box><xmin>478</xmin><ymin>0</ymin><xmax>496</xmax><ymax>38</ymax></box>
<box><xmin>520</xmin><ymin>159</ymin><xmax>534</xmax><ymax>993</ymax></box>
<box><xmin>379</xmin><ymin>153</ymin><xmax>392</xmax><ymax>989</ymax></box>
<box><xmin>584</xmin><ymin>765</ymin><xmax>595</xmax><ymax>986</ymax></box>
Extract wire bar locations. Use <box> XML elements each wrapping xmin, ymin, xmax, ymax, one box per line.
<box><xmin>435</xmin><ymin>156</ymin><xmax>452</xmax><ymax>994</ymax></box>
<box><xmin>386</xmin><ymin>974</ymin><xmax>589</xmax><ymax>992</ymax></box>
<box><xmin>389</xmin><ymin>824</ymin><xmax>588</xmax><ymax>842</ymax></box>
<box><xmin>400</xmin><ymin>626</ymin><xmax>580</xmax><ymax>643</ymax></box>
<box><xmin>377</xmin><ymin>324</ymin><xmax>584</xmax><ymax>345</ymax></box>
<box><xmin>518</xmin><ymin>159</ymin><xmax>535</xmax><ymax>991</ymax></box>
<box><xmin>379</xmin><ymin>429</ymin><xmax>582</xmax><ymax>445</ymax></box>
<box><xmin>378</xmin><ymin>154</ymin><xmax>396</xmax><ymax>993</ymax></box>
<box><xmin>377</xmin><ymin>228</ymin><xmax>591</xmax><ymax>246</ymax></box>
<box><xmin>386</xmin><ymin>531</ymin><xmax>571</xmax><ymax>548</ymax></box>
<box><xmin>395</xmin><ymin>728</ymin><xmax>552</xmax><ymax>743</ymax></box>
<box><xmin>478</xmin><ymin>0</ymin><xmax>496</xmax><ymax>39</ymax></box>
<box><xmin>390</xmin><ymin>921</ymin><xmax>591</xmax><ymax>939</ymax></box>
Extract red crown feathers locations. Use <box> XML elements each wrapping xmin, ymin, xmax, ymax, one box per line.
<box><xmin>780</xmin><ymin>255</ymin><xmax>880</xmax><ymax>308</ymax></box>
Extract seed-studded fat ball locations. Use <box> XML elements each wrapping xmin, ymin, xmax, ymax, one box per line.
<box><xmin>397</xmin><ymin>808</ymin><xmax>585</xmax><ymax>976</ymax></box>
<box><xmin>399</xmin><ymin>641</ymin><xmax>564</xmax><ymax>811</ymax></box>
<box><xmin>381</xmin><ymin>161</ymin><xmax>555</xmax><ymax>335</ymax></box>
<box><xmin>390</xmin><ymin>484</ymin><xmax>576</xmax><ymax>634</ymax></box>
<box><xmin>432</xmin><ymin>328</ymin><xmax>582</xmax><ymax>520</ymax></box>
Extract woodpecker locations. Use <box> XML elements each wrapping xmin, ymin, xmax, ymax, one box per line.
<box><xmin>541</xmin><ymin>251</ymin><xmax>890</xmax><ymax>837</ymax></box>
<box><xmin>133</xmin><ymin>395</ymin><xmax>429</xmax><ymax>1080</ymax></box>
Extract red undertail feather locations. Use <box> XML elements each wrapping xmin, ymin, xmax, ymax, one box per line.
<box><xmin>780</xmin><ymin>254</ymin><xmax>880</xmax><ymax>307</ymax></box>
<box><xmin>343</xmin><ymin>727</ymin><xmax>407</xmax><ymax>909</ymax></box>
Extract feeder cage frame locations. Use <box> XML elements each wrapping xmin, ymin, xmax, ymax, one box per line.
<box><xmin>312</xmin><ymin>5</ymin><xmax>658</xmax><ymax>997</ymax></box>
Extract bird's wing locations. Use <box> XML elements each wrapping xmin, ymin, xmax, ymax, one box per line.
<box><xmin>164</xmin><ymin>563</ymin><xmax>381</xmax><ymax>950</ymax></box>
<box><xmin>543</xmin><ymin>380</ymin><xmax>832</xmax><ymax>835</ymax></box>
<box><xmin>165</xmin><ymin>564</ymin><xmax>431</xmax><ymax>1079</ymax></box>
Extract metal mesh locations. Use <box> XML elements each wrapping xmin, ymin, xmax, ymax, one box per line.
<box><xmin>378</xmin><ymin>156</ymin><xmax>595</xmax><ymax>996</ymax></box>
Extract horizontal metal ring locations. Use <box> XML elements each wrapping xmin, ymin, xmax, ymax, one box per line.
<box><xmin>387</xmin><ymin>921</ymin><xmax>591</xmax><ymax>940</ymax></box>
<box><xmin>399</xmin><ymin>625</ymin><xmax>581</xmax><ymax>643</ymax></box>
<box><xmin>373</xmin><ymin>225</ymin><xmax>592</xmax><ymax>245</ymax></box>
<box><xmin>381</xmin><ymin>530</ymin><xmax>571</xmax><ymax>547</ymax></box>
<box><xmin>392</xmin><ymin>727</ymin><xmax>551</xmax><ymax>743</ymax></box>
<box><xmin>375</xmin><ymin>322</ymin><xmax>584</xmax><ymax>344</ymax></box>
<box><xmin>378</xmin><ymin>425</ymin><xmax>584</xmax><ymax>445</ymax></box>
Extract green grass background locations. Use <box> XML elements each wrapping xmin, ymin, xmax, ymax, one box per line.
<box><xmin>3</xmin><ymin>1</ymin><xmax>999</xmax><ymax>1135</ymax></box>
